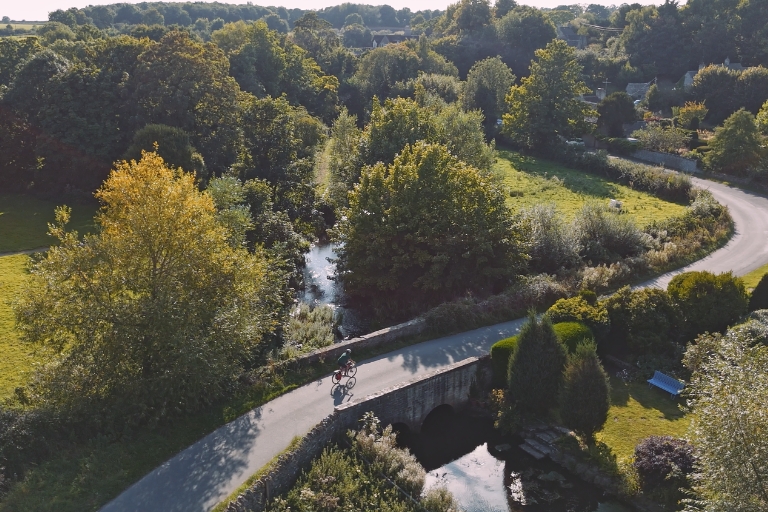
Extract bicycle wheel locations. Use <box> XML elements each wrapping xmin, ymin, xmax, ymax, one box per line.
<box><xmin>346</xmin><ymin>377</ymin><xmax>356</xmax><ymax>390</ymax></box>
<box><xmin>331</xmin><ymin>371</ymin><xmax>342</xmax><ymax>384</ymax></box>
<box><xmin>347</xmin><ymin>365</ymin><xmax>357</xmax><ymax>378</ymax></box>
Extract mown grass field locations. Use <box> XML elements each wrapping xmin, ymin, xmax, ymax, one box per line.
<box><xmin>0</xmin><ymin>194</ymin><xmax>96</xmax><ymax>253</ymax></box>
<box><xmin>0</xmin><ymin>254</ymin><xmax>35</xmax><ymax>399</ymax></box>
<box><xmin>596</xmin><ymin>376</ymin><xmax>689</xmax><ymax>465</ymax></box>
<box><xmin>494</xmin><ymin>151</ymin><xmax>689</xmax><ymax>226</ymax></box>
<box><xmin>741</xmin><ymin>263</ymin><xmax>768</xmax><ymax>289</ymax></box>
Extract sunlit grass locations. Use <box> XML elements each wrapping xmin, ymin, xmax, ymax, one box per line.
<box><xmin>0</xmin><ymin>254</ymin><xmax>35</xmax><ymax>399</ymax></box>
<box><xmin>493</xmin><ymin>151</ymin><xmax>689</xmax><ymax>226</ymax></box>
<box><xmin>741</xmin><ymin>263</ymin><xmax>768</xmax><ymax>289</ymax></box>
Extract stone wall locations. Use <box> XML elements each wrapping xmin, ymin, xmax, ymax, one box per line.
<box><xmin>632</xmin><ymin>150</ymin><xmax>699</xmax><ymax>174</ymax></box>
<box><xmin>284</xmin><ymin>317</ymin><xmax>427</xmax><ymax>369</ymax></box>
<box><xmin>224</xmin><ymin>356</ymin><xmax>488</xmax><ymax>512</ymax></box>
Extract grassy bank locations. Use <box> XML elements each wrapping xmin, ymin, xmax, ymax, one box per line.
<box><xmin>0</xmin><ymin>254</ymin><xmax>35</xmax><ymax>399</ymax></box>
<box><xmin>0</xmin><ymin>194</ymin><xmax>96</xmax><ymax>253</ymax></box>
<box><xmin>494</xmin><ymin>151</ymin><xmax>688</xmax><ymax>225</ymax></box>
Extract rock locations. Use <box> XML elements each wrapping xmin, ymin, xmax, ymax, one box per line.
<box><xmin>494</xmin><ymin>443</ymin><xmax>512</xmax><ymax>452</ymax></box>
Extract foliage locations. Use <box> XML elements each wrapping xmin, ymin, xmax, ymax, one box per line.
<box><xmin>0</xmin><ymin>255</ymin><xmax>34</xmax><ymax>400</ymax></box>
<box><xmin>342</xmin><ymin>23</ymin><xmax>371</xmax><ymax>48</ymax></box>
<box><xmin>553</xmin><ymin>322</ymin><xmax>594</xmax><ymax>354</ymax></box>
<box><xmin>334</xmin><ymin>142</ymin><xmax>523</xmax><ymax>315</ymax></box>
<box><xmin>667</xmin><ymin>271</ymin><xmax>748</xmax><ymax>339</ymax></box>
<box><xmin>517</xmin><ymin>204</ymin><xmax>579</xmax><ymax>273</ymax></box>
<box><xmin>281</xmin><ymin>304</ymin><xmax>335</xmax><ymax>358</ymax></box>
<box><xmin>602</xmin><ymin>286</ymin><xmax>681</xmax><ymax>356</ymax></box>
<box><xmin>703</xmin><ymin>108</ymin><xmax>764</xmax><ymax>175</ymax></box>
<box><xmin>632</xmin><ymin>436</ymin><xmax>695</xmax><ymax>492</ymax></box>
<box><xmin>13</xmin><ymin>153</ymin><xmax>287</xmax><ymax>427</ymax></box>
<box><xmin>326</xmin><ymin>107</ymin><xmax>362</xmax><ymax>208</ymax></box>
<box><xmin>559</xmin><ymin>341</ymin><xmax>611</xmax><ymax>438</ymax></box>
<box><xmin>683</xmin><ymin>328</ymin><xmax>768</xmax><ymax>511</ymax></box>
<box><xmin>490</xmin><ymin>335</ymin><xmax>519</xmax><ymax>387</ymax></box>
<box><xmin>454</xmin><ymin>0</ymin><xmax>492</xmax><ymax>33</ymax></box>
<box><xmin>547</xmin><ymin>296</ymin><xmax>610</xmax><ymax>342</ymax></box>
<box><xmin>462</xmin><ymin>56</ymin><xmax>515</xmax><ymax>135</ymax></box>
<box><xmin>496</xmin><ymin>6</ymin><xmax>557</xmax><ymax>63</ymax></box>
<box><xmin>676</xmin><ymin>101</ymin><xmax>708</xmax><ymax>129</ymax></box>
<box><xmin>503</xmin><ymin>40</ymin><xmax>593</xmax><ymax>149</ymax></box>
<box><xmin>572</xmin><ymin>202</ymin><xmax>650</xmax><ymax>265</ymax></box>
<box><xmin>597</xmin><ymin>92</ymin><xmax>636</xmax><ymax>137</ymax></box>
<box><xmin>631</xmin><ymin>124</ymin><xmax>690</xmax><ymax>154</ymax></box>
<box><xmin>507</xmin><ymin>312</ymin><xmax>567</xmax><ymax>414</ymax></box>
<box><xmin>749</xmin><ymin>273</ymin><xmax>768</xmax><ymax>311</ymax></box>
<box><xmin>123</xmin><ymin>124</ymin><xmax>205</xmax><ymax>177</ymax></box>
<box><xmin>758</xmin><ymin>99</ymin><xmax>768</xmax><ymax>135</ymax></box>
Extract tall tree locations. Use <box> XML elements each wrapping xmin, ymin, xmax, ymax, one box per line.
<box><xmin>334</xmin><ymin>142</ymin><xmax>524</xmax><ymax>313</ymax></box>
<box><xmin>15</xmin><ymin>152</ymin><xmax>286</xmax><ymax>425</ymax></box>
<box><xmin>503</xmin><ymin>39</ymin><xmax>593</xmax><ymax>149</ymax></box>
<box><xmin>558</xmin><ymin>341</ymin><xmax>611</xmax><ymax>438</ymax></box>
<box><xmin>454</xmin><ymin>0</ymin><xmax>492</xmax><ymax>33</ymax></box>
<box><xmin>597</xmin><ymin>92</ymin><xmax>637</xmax><ymax>137</ymax></box>
<box><xmin>704</xmin><ymin>108</ymin><xmax>764</xmax><ymax>174</ymax></box>
<box><xmin>507</xmin><ymin>312</ymin><xmax>567</xmax><ymax>414</ymax></box>
<box><xmin>462</xmin><ymin>56</ymin><xmax>516</xmax><ymax>135</ymax></box>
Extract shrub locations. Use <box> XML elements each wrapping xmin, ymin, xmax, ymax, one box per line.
<box><xmin>573</xmin><ymin>202</ymin><xmax>650</xmax><ymax>264</ymax></box>
<box><xmin>632</xmin><ymin>124</ymin><xmax>691</xmax><ymax>154</ymax></box>
<box><xmin>633</xmin><ymin>436</ymin><xmax>695</xmax><ymax>491</ymax></box>
<box><xmin>553</xmin><ymin>322</ymin><xmax>594</xmax><ymax>354</ymax></box>
<box><xmin>490</xmin><ymin>335</ymin><xmax>519</xmax><ymax>387</ymax></box>
<box><xmin>667</xmin><ymin>271</ymin><xmax>748</xmax><ymax>338</ymax></box>
<box><xmin>558</xmin><ymin>341</ymin><xmax>611</xmax><ymax>438</ymax></box>
<box><xmin>281</xmin><ymin>303</ymin><xmax>335</xmax><ymax>358</ymax></box>
<box><xmin>547</xmin><ymin>296</ymin><xmax>610</xmax><ymax>342</ymax></box>
<box><xmin>602</xmin><ymin>286</ymin><xmax>680</xmax><ymax>356</ymax></box>
<box><xmin>507</xmin><ymin>312</ymin><xmax>567</xmax><ymax>414</ymax></box>
<box><xmin>749</xmin><ymin>273</ymin><xmax>768</xmax><ymax>312</ymax></box>
<box><xmin>518</xmin><ymin>204</ymin><xmax>579</xmax><ymax>273</ymax></box>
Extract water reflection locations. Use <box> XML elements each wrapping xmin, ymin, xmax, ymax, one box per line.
<box><xmin>402</xmin><ymin>412</ymin><xmax>632</xmax><ymax>512</ymax></box>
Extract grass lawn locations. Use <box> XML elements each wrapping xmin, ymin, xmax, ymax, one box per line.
<box><xmin>494</xmin><ymin>151</ymin><xmax>688</xmax><ymax>226</ymax></box>
<box><xmin>741</xmin><ymin>263</ymin><xmax>768</xmax><ymax>289</ymax></box>
<box><xmin>0</xmin><ymin>194</ymin><xmax>97</xmax><ymax>253</ymax></box>
<box><xmin>0</xmin><ymin>254</ymin><xmax>37</xmax><ymax>399</ymax></box>
<box><xmin>595</xmin><ymin>376</ymin><xmax>690</xmax><ymax>466</ymax></box>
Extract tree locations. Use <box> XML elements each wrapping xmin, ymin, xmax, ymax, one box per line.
<box><xmin>597</xmin><ymin>92</ymin><xmax>636</xmax><ymax>137</ymax></box>
<box><xmin>454</xmin><ymin>0</ymin><xmax>492</xmax><ymax>32</ymax></box>
<box><xmin>0</xmin><ymin>37</ymin><xmax>43</xmax><ymax>88</ymax></box>
<box><xmin>334</xmin><ymin>142</ymin><xmax>524</xmax><ymax>312</ymax></box>
<box><xmin>758</xmin><ymin>99</ymin><xmax>768</xmax><ymax>135</ymax></box>
<box><xmin>667</xmin><ymin>271</ymin><xmax>748</xmax><ymax>339</ymax></box>
<box><xmin>676</xmin><ymin>101</ymin><xmax>708</xmax><ymax>129</ymax></box>
<box><xmin>558</xmin><ymin>341</ymin><xmax>610</xmax><ymax>438</ymax></box>
<box><xmin>462</xmin><ymin>56</ymin><xmax>516</xmax><ymax>135</ymax></box>
<box><xmin>704</xmin><ymin>109</ymin><xmax>764</xmax><ymax>175</ymax></box>
<box><xmin>142</xmin><ymin>8</ymin><xmax>165</xmax><ymax>26</ymax></box>
<box><xmin>683</xmin><ymin>327</ymin><xmax>768</xmax><ymax>510</ymax></box>
<box><xmin>342</xmin><ymin>24</ymin><xmax>371</xmax><ymax>48</ymax></box>
<box><xmin>503</xmin><ymin>40</ymin><xmax>593</xmax><ymax>149</ymax></box>
<box><xmin>691</xmin><ymin>65</ymin><xmax>739</xmax><ymax>124</ymax></box>
<box><xmin>14</xmin><ymin>152</ymin><xmax>286</xmax><ymax>425</ymax></box>
<box><xmin>507</xmin><ymin>312</ymin><xmax>567</xmax><ymax>414</ymax></box>
<box><xmin>749</xmin><ymin>273</ymin><xmax>768</xmax><ymax>311</ymax></box>
<box><xmin>344</xmin><ymin>13</ymin><xmax>364</xmax><ymax>26</ymax></box>
<box><xmin>262</xmin><ymin>13</ymin><xmax>288</xmax><ymax>33</ymax></box>
<box><xmin>496</xmin><ymin>7</ymin><xmax>557</xmax><ymax>63</ymax></box>
<box><xmin>123</xmin><ymin>124</ymin><xmax>205</xmax><ymax>178</ymax></box>
<box><xmin>327</xmin><ymin>108</ymin><xmax>362</xmax><ymax>207</ymax></box>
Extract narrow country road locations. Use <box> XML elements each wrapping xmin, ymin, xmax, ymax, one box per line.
<box><xmin>101</xmin><ymin>177</ymin><xmax>768</xmax><ymax>512</ymax></box>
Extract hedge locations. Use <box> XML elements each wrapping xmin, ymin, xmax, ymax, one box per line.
<box><xmin>553</xmin><ymin>322</ymin><xmax>594</xmax><ymax>354</ymax></box>
<box><xmin>490</xmin><ymin>335</ymin><xmax>519</xmax><ymax>387</ymax></box>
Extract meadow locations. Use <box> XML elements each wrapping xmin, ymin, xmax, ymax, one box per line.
<box><xmin>494</xmin><ymin>151</ymin><xmax>689</xmax><ymax>225</ymax></box>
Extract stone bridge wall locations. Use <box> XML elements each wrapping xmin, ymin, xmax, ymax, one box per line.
<box><xmin>225</xmin><ymin>356</ymin><xmax>489</xmax><ymax>512</ymax></box>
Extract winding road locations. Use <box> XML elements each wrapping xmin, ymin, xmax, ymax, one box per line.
<box><xmin>100</xmin><ymin>176</ymin><xmax>768</xmax><ymax>512</ymax></box>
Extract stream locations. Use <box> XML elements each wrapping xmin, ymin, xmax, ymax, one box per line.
<box><xmin>398</xmin><ymin>409</ymin><xmax>632</xmax><ymax>512</ymax></box>
<box><xmin>300</xmin><ymin>242</ymin><xmax>368</xmax><ymax>339</ymax></box>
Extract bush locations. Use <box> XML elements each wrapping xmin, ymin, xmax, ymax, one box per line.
<box><xmin>633</xmin><ymin>436</ymin><xmax>695</xmax><ymax>492</ymax></box>
<box><xmin>547</xmin><ymin>296</ymin><xmax>610</xmax><ymax>343</ymax></box>
<box><xmin>602</xmin><ymin>286</ymin><xmax>680</xmax><ymax>356</ymax></box>
<box><xmin>518</xmin><ymin>204</ymin><xmax>579</xmax><ymax>273</ymax></box>
<box><xmin>281</xmin><ymin>303</ymin><xmax>336</xmax><ymax>358</ymax></box>
<box><xmin>553</xmin><ymin>322</ymin><xmax>594</xmax><ymax>354</ymax></box>
<box><xmin>507</xmin><ymin>312</ymin><xmax>567</xmax><ymax>414</ymax></box>
<box><xmin>667</xmin><ymin>271</ymin><xmax>748</xmax><ymax>338</ymax></box>
<box><xmin>490</xmin><ymin>335</ymin><xmax>519</xmax><ymax>387</ymax></box>
<box><xmin>749</xmin><ymin>273</ymin><xmax>768</xmax><ymax>311</ymax></box>
<box><xmin>558</xmin><ymin>341</ymin><xmax>611</xmax><ymax>439</ymax></box>
<box><xmin>573</xmin><ymin>202</ymin><xmax>650</xmax><ymax>264</ymax></box>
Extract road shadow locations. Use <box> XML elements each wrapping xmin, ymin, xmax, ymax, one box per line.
<box><xmin>101</xmin><ymin>408</ymin><xmax>263</xmax><ymax>512</ymax></box>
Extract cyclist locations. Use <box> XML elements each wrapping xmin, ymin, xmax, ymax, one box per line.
<box><xmin>337</xmin><ymin>349</ymin><xmax>353</xmax><ymax>375</ymax></box>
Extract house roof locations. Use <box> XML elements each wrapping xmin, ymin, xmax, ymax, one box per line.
<box><xmin>625</xmin><ymin>82</ymin><xmax>651</xmax><ymax>99</ymax></box>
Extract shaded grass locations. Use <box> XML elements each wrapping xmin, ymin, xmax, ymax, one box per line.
<box><xmin>595</xmin><ymin>376</ymin><xmax>689</xmax><ymax>466</ymax></box>
<box><xmin>0</xmin><ymin>254</ymin><xmax>35</xmax><ymax>399</ymax></box>
<box><xmin>494</xmin><ymin>151</ymin><xmax>688</xmax><ymax>225</ymax></box>
<box><xmin>0</xmin><ymin>194</ymin><xmax>96</xmax><ymax>253</ymax></box>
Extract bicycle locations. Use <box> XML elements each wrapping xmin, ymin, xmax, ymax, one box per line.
<box><xmin>331</xmin><ymin>360</ymin><xmax>357</xmax><ymax>384</ymax></box>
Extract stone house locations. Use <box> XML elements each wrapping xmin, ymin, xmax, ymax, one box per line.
<box><xmin>556</xmin><ymin>25</ymin><xmax>586</xmax><ymax>49</ymax></box>
<box><xmin>371</xmin><ymin>34</ymin><xmax>415</xmax><ymax>48</ymax></box>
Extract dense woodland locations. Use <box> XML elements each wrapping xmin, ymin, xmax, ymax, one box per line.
<box><xmin>1</xmin><ymin>3</ymin><xmax>768</xmax><ymax>510</ymax></box>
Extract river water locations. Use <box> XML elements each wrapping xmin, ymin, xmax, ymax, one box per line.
<box><xmin>300</xmin><ymin>242</ymin><xmax>368</xmax><ymax>338</ymax></box>
<box><xmin>400</xmin><ymin>411</ymin><xmax>632</xmax><ymax>512</ymax></box>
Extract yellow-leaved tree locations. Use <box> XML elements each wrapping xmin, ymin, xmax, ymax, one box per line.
<box><xmin>15</xmin><ymin>152</ymin><xmax>287</xmax><ymax>425</ymax></box>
